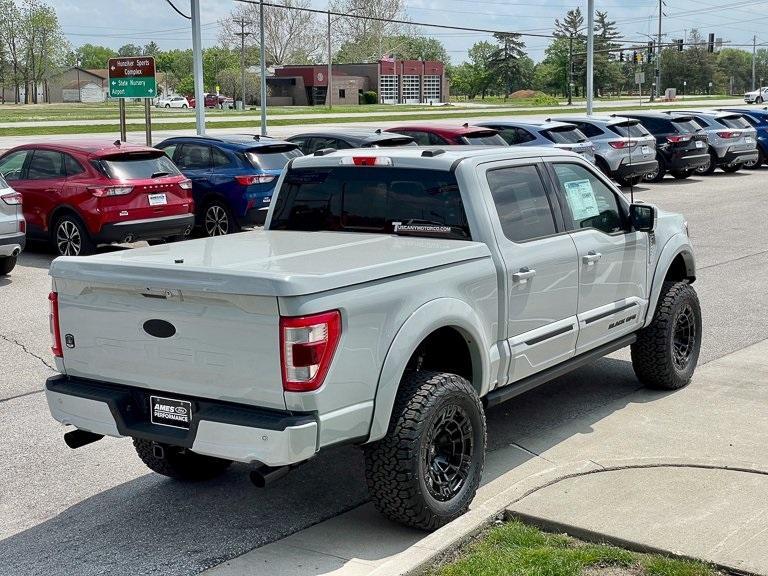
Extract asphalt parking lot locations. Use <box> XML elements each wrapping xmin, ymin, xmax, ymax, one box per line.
<box><xmin>1</xmin><ymin>167</ymin><xmax>767</xmax><ymax>576</ymax></box>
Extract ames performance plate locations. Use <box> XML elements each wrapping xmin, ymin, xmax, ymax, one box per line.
<box><xmin>150</xmin><ymin>395</ymin><xmax>192</xmax><ymax>429</ymax></box>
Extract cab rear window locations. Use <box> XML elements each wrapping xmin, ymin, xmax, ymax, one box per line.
<box><xmin>269</xmin><ymin>166</ymin><xmax>470</xmax><ymax>239</ymax></box>
<box><xmin>94</xmin><ymin>152</ymin><xmax>181</xmax><ymax>180</ymax></box>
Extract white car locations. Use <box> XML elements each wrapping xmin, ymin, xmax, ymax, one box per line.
<box><xmin>155</xmin><ymin>95</ymin><xmax>189</xmax><ymax>109</ymax></box>
<box><xmin>0</xmin><ymin>176</ymin><xmax>25</xmax><ymax>275</ymax></box>
<box><xmin>744</xmin><ymin>87</ymin><xmax>768</xmax><ymax>104</ymax></box>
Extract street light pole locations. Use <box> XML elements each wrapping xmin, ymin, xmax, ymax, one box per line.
<box><xmin>327</xmin><ymin>10</ymin><xmax>332</xmax><ymax>109</ymax></box>
<box><xmin>656</xmin><ymin>0</ymin><xmax>663</xmax><ymax>100</ymax></box>
<box><xmin>259</xmin><ymin>0</ymin><xmax>267</xmax><ymax>136</ymax></box>
<box><xmin>233</xmin><ymin>19</ymin><xmax>251</xmax><ymax>109</ymax></box>
<box><xmin>586</xmin><ymin>0</ymin><xmax>594</xmax><ymax>115</ymax></box>
<box><xmin>753</xmin><ymin>34</ymin><xmax>757</xmax><ymax>91</ymax></box>
<box><xmin>190</xmin><ymin>0</ymin><xmax>205</xmax><ymax>135</ymax></box>
<box><xmin>568</xmin><ymin>34</ymin><xmax>573</xmax><ymax>105</ymax></box>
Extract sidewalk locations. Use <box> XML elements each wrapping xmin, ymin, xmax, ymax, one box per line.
<box><xmin>203</xmin><ymin>339</ymin><xmax>768</xmax><ymax>576</ymax></box>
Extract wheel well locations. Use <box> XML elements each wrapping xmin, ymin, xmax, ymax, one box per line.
<box><xmin>48</xmin><ymin>206</ymin><xmax>85</xmax><ymax>235</ymax></box>
<box><xmin>405</xmin><ymin>327</ymin><xmax>476</xmax><ymax>391</ymax></box>
<box><xmin>664</xmin><ymin>253</ymin><xmax>695</xmax><ymax>283</ymax></box>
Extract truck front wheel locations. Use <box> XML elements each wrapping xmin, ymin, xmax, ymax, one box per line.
<box><xmin>364</xmin><ymin>371</ymin><xmax>486</xmax><ymax>531</ymax></box>
<box><xmin>133</xmin><ymin>439</ymin><xmax>232</xmax><ymax>481</ymax></box>
<box><xmin>631</xmin><ymin>281</ymin><xmax>702</xmax><ymax>390</ymax></box>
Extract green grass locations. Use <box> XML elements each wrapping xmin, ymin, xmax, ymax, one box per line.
<box><xmin>430</xmin><ymin>519</ymin><xmax>718</xmax><ymax>576</ymax></box>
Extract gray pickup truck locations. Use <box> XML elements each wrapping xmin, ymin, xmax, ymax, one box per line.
<box><xmin>45</xmin><ymin>147</ymin><xmax>702</xmax><ymax>530</ymax></box>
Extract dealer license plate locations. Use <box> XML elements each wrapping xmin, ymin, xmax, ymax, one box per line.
<box><xmin>148</xmin><ymin>193</ymin><xmax>167</xmax><ymax>206</ymax></box>
<box><xmin>745</xmin><ymin>137</ymin><xmax>754</xmax><ymax>144</ymax></box>
<box><xmin>695</xmin><ymin>140</ymin><xmax>705</xmax><ymax>148</ymax></box>
<box><xmin>150</xmin><ymin>396</ymin><xmax>192</xmax><ymax>429</ymax></box>
<box><xmin>641</xmin><ymin>145</ymin><xmax>651</xmax><ymax>154</ymax></box>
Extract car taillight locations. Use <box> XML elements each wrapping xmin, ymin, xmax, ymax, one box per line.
<box><xmin>179</xmin><ymin>179</ymin><xmax>193</xmax><ymax>189</ymax></box>
<box><xmin>666</xmin><ymin>135</ymin><xmax>691</xmax><ymax>143</ymax></box>
<box><xmin>1</xmin><ymin>192</ymin><xmax>22</xmax><ymax>205</ymax></box>
<box><xmin>340</xmin><ymin>156</ymin><xmax>393</xmax><ymax>166</ymax></box>
<box><xmin>89</xmin><ymin>185</ymin><xmax>133</xmax><ymax>197</ymax></box>
<box><xmin>19</xmin><ymin>219</ymin><xmax>25</xmax><ymax>233</ymax></box>
<box><xmin>280</xmin><ymin>310</ymin><xmax>341</xmax><ymax>392</ymax></box>
<box><xmin>608</xmin><ymin>140</ymin><xmax>637</xmax><ymax>149</ymax></box>
<box><xmin>49</xmin><ymin>292</ymin><xmax>62</xmax><ymax>358</ymax></box>
<box><xmin>235</xmin><ymin>175</ymin><xmax>275</xmax><ymax>185</ymax></box>
<box><xmin>717</xmin><ymin>131</ymin><xmax>739</xmax><ymax>139</ymax></box>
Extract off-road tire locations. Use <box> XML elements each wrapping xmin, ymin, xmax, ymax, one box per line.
<box><xmin>364</xmin><ymin>371</ymin><xmax>486</xmax><ymax>531</ymax></box>
<box><xmin>0</xmin><ymin>256</ymin><xmax>16</xmax><ymax>275</ymax></box>
<box><xmin>133</xmin><ymin>438</ymin><xmax>232</xmax><ymax>481</ymax></box>
<box><xmin>643</xmin><ymin>154</ymin><xmax>666</xmax><ymax>183</ymax></box>
<box><xmin>670</xmin><ymin>169</ymin><xmax>692</xmax><ymax>179</ymax></box>
<box><xmin>631</xmin><ymin>281</ymin><xmax>702</xmax><ymax>390</ymax></box>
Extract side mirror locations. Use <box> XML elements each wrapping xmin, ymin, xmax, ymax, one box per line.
<box><xmin>630</xmin><ymin>203</ymin><xmax>657</xmax><ymax>232</ymax></box>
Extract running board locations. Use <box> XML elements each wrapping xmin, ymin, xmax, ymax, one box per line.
<box><xmin>485</xmin><ymin>334</ymin><xmax>637</xmax><ymax>408</ymax></box>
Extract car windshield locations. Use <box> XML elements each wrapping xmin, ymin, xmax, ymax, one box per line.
<box><xmin>671</xmin><ymin>118</ymin><xmax>702</xmax><ymax>133</ymax></box>
<box><xmin>97</xmin><ymin>152</ymin><xmax>182</xmax><ymax>180</ymax></box>
<box><xmin>717</xmin><ymin>115</ymin><xmax>751</xmax><ymax>129</ymax></box>
<box><xmin>608</xmin><ymin>122</ymin><xmax>649</xmax><ymax>138</ymax></box>
<box><xmin>270</xmin><ymin>166</ymin><xmax>470</xmax><ymax>240</ymax></box>
<box><xmin>543</xmin><ymin>126</ymin><xmax>588</xmax><ymax>144</ymax></box>
<box><xmin>246</xmin><ymin>145</ymin><xmax>303</xmax><ymax>170</ymax></box>
<box><xmin>460</xmin><ymin>132</ymin><xmax>508</xmax><ymax>146</ymax></box>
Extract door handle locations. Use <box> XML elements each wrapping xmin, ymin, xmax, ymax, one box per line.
<box><xmin>512</xmin><ymin>267</ymin><xmax>536</xmax><ymax>283</ymax></box>
<box><xmin>582</xmin><ymin>251</ymin><xmax>602</xmax><ymax>265</ymax></box>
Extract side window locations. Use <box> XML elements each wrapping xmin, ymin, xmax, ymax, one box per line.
<box><xmin>0</xmin><ymin>150</ymin><xmax>29</xmax><ymax>181</ymax></box>
<box><xmin>428</xmin><ymin>132</ymin><xmax>449</xmax><ymax>145</ymax></box>
<box><xmin>289</xmin><ymin>137</ymin><xmax>307</xmax><ymax>153</ymax></box>
<box><xmin>486</xmin><ymin>165</ymin><xmax>557</xmax><ymax>242</ymax></box>
<box><xmin>160</xmin><ymin>144</ymin><xmax>178</xmax><ymax>160</ymax></box>
<box><xmin>176</xmin><ymin>144</ymin><xmax>211</xmax><ymax>170</ymax></box>
<box><xmin>63</xmin><ymin>154</ymin><xmax>86</xmax><ymax>177</ymax></box>
<box><xmin>399</xmin><ymin>131</ymin><xmax>430</xmax><ymax>145</ymax></box>
<box><xmin>331</xmin><ymin>138</ymin><xmax>353</xmax><ymax>150</ymax></box>
<box><xmin>495</xmin><ymin>127</ymin><xmax>518</xmax><ymax>145</ymax></box>
<box><xmin>27</xmin><ymin>150</ymin><xmax>66</xmax><ymax>180</ymax></box>
<box><xmin>212</xmin><ymin>147</ymin><xmax>232</xmax><ymax>168</ymax></box>
<box><xmin>516</xmin><ymin>128</ymin><xmax>536</xmax><ymax>143</ymax></box>
<box><xmin>552</xmin><ymin>163</ymin><xmax>624</xmax><ymax>235</ymax></box>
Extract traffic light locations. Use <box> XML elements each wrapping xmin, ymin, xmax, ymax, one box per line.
<box><xmin>620</xmin><ymin>51</ymin><xmax>625</xmax><ymax>62</ymax></box>
<box><xmin>708</xmin><ymin>33</ymin><xmax>715</xmax><ymax>53</ymax></box>
<box><xmin>647</xmin><ymin>41</ymin><xmax>654</xmax><ymax>57</ymax></box>
<box><xmin>677</xmin><ymin>39</ymin><xmax>684</xmax><ymax>52</ymax></box>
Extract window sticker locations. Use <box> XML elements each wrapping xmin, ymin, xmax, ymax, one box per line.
<box><xmin>563</xmin><ymin>179</ymin><xmax>600</xmax><ymax>221</ymax></box>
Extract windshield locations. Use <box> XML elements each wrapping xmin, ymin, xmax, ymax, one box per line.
<box><xmin>246</xmin><ymin>145</ymin><xmax>302</xmax><ymax>170</ymax></box>
<box><xmin>608</xmin><ymin>122</ymin><xmax>649</xmax><ymax>138</ymax></box>
<box><xmin>543</xmin><ymin>126</ymin><xmax>588</xmax><ymax>144</ymax></box>
<box><xmin>270</xmin><ymin>166</ymin><xmax>470</xmax><ymax>240</ymax></box>
<box><xmin>717</xmin><ymin>115</ymin><xmax>751</xmax><ymax>129</ymax></box>
<box><xmin>460</xmin><ymin>133</ymin><xmax>508</xmax><ymax>146</ymax></box>
<box><xmin>97</xmin><ymin>152</ymin><xmax>181</xmax><ymax>180</ymax></box>
<box><xmin>671</xmin><ymin>118</ymin><xmax>702</xmax><ymax>133</ymax></box>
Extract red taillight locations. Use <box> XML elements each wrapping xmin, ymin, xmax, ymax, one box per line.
<box><xmin>235</xmin><ymin>174</ymin><xmax>275</xmax><ymax>185</ymax></box>
<box><xmin>340</xmin><ymin>156</ymin><xmax>393</xmax><ymax>166</ymax></box>
<box><xmin>179</xmin><ymin>179</ymin><xmax>193</xmax><ymax>190</ymax></box>
<box><xmin>19</xmin><ymin>219</ymin><xmax>25</xmax><ymax>233</ymax></box>
<box><xmin>280</xmin><ymin>310</ymin><xmax>341</xmax><ymax>392</ymax></box>
<box><xmin>666</xmin><ymin>135</ymin><xmax>691</xmax><ymax>143</ymax></box>
<box><xmin>89</xmin><ymin>185</ymin><xmax>133</xmax><ymax>198</ymax></box>
<box><xmin>608</xmin><ymin>140</ymin><xmax>637</xmax><ymax>149</ymax></box>
<box><xmin>717</xmin><ymin>131</ymin><xmax>739</xmax><ymax>139</ymax></box>
<box><xmin>1</xmin><ymin>191</ymin><xmax>22</xmax><ymax>205</ymax></box>
<box><xmin>49</xmin><ymin>292</ymin><xmax>62</xmax><ymax>358</ymax></box>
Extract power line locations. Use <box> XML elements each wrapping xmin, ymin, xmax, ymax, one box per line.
<box><xmin>164</xmin><ymin>0</ymin><xmax>191</xmax><ymax>20</ymax></box>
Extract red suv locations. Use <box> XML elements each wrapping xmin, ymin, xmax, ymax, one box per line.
<box><xmin>384</xmin><ymin>123</ymin><xmax>508</xmax><ymax>146</ymax></box>
<box><xmin>0</xmin><ymin>140</ymin><xmax>195</xmax><ymax>256</ymax></box>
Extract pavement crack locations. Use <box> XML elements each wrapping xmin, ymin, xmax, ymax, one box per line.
<box><xmin>511</xmin><ymin>442</ymin><xmax>554</xmax><ymax>463</ymax></box>
<box><xmin>0</xmin><ymin>333</ymin><xmax>55</xmax><ymax>371</ymax></box>
<box><xmin>699</xmin><ymin>248</ymin><xmax>768</xmax><ymax>270</ymax></box>
<box><xmin>588</xmin><ymin>459</ymin><xmax>606</xmax><ymax>471</ymax></box>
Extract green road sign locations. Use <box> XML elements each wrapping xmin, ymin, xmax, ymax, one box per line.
<box><xmin>108</xmin><ymin>57</ymin><xmax>157</xmax><ymax>99</ymax></box>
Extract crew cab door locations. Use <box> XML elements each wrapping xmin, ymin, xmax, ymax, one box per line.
<box><xmin>548</xmin><ymin>161</ymin><xmax>648</xmax><ymax>353</ymax></box>
<box><xmin>480</xmin><ymin>160</ymin><xmax>580</xmax><ymax>383</ymax></box>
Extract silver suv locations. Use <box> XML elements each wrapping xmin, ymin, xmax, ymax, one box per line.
<box><xmin>558</xmin><ymin>115</ymin><xmax>657</xmax><ymax>186</ymax></box>
<box><xmin>665</xmin><ymin>110</ymin><xmax>758</xmax><ymax>174</ymax></box>
<box><xmin>474</xmin><ymin>120</ymin><xmax>596</xmax><ymax>163</ymax></box>
<box><xmin>0</xmin><ymin>175</ymin><xmax>25</xmax><ymax>275</ymax></box>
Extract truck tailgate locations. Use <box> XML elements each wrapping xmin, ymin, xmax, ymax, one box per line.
<box><xmin>53</xmin><ymin>278</ymin><xmax>285</xmax><ymax>410</ymax></box>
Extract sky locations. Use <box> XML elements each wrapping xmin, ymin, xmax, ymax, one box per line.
<box><xmin>50</xmin><ymin>0</ymin><xmax>767</xmax><ymax>64</ymax></box>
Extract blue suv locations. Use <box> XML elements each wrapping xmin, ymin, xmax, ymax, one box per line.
<box><xmin>718</xmin><ymin>107</ymin><xmax>768</xmax><ymax>169</ymax></box>
<box><xmin>156</xmin><ymin>135</ymin><xmax>302</xmax><ymax>236</ymax></box>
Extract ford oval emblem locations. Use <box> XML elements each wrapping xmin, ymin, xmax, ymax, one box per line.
<box><xmin>143</xmin><ymin>319</ymin><xmax>176</xmax><ymax>339</ymax></box>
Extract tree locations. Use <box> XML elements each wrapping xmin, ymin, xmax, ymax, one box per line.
<box><xmin>592</xmin><ymin>10</ymin><xmax>623</xmax><ymax>96</ymax></box>
<box><xmin>328</xmin><ymin>0</ymin><xmax>406</xmax><ymax>62</ymax></box>
<box><xmin>203</xmin><ymin>47</ymin><xmax>239</xmax><ymax>92</ymax></box>
<box><xmin>487</xmin><ymin>33</ymin><xmax>527</xmax><ymax>98</ymax></box>
<box><xmin>73</xmin><ymin>44</ymin><xmax>116</xmax><ymax>68</ymax></box>
<box><xmin>143</xmin><ymin>41</ymin><xmax>160</xmax><ymax>57</ymax></box>
<box><xmin>17</xmin><ymin>0</ymin><xmax>69</xmax><ymax>103</ymax></box>
<box><xmin>117</xmin><ymin>43</ymin><xmax>142</xmax><ymax>57</ymax></box>
<box><xmin>554</xmin><ymin>7</ymin><xmax>584</xmax><ymax>39</ymax></box>
<box><xmin>219</xmin><ymin>0</ymin><xmax>323</xmax><ymax>66</ymax></box>
<box><xmin>0</xmin><ymin>0</ymin><xmax>23</xmax><ymax>102</ymax></box>
<box><xmin>336</xmin><ymin>34</ymin><xmax>448</xmax><ymax>64</ymax></box>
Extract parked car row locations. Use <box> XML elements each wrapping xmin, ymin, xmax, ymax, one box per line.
<box><xmin>1</xmin><ymin>106</ymin><xmax>766</xmax><ymax>267</ymax></box>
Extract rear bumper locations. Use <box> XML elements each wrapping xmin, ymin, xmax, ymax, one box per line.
<box><xmin>720</xmin><ymin>149</ymin><xmax>759</xmax><ymax>166</ymax></box>
<box><xmin>239</xmin><ymin>206</ymin><xmax>269</xmax><ymax>227</ymax></box>
<box><xmin>45</xmin><ymin>375</ymin><xmax>318</xmax><ymax>466</ymax></box>
<box><xmin>615</xmin><ymin>159</ymin><xmax>658</xmax><ymax>178</ymax></box>
<box><xmin>0</xmin><ymin>232</ymin><xmax>25</xmax><ymax>257</ymax></box>
<box><xmin>669</xmin><ymin>152</ymin><xmax>710</xmax><ymax>171</ymax></box>
<box><xmin>95</xmin><ymin>214</ymin><xmax>194</xmax><ymax>243</ymax></box>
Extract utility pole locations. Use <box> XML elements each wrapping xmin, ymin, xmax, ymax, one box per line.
<box><xmin>753</xmin><ymin>35</ymin><xmax>757</xmax><ymax>91</ymax></box>
<box><xmin>656</xmin><ymin>0</ymin><xmax>663</xmax><ymax>100</ymax></box>
<box><xmin>568</xmin><ymin>34</ymin><xmax>573</xmax><ymax>105</ymax></box>
<box><xmin>259</xmin><ymin>0</ymin><xmax>267</xmax><ymax>135</ymax></box>
<box><xmin>327</xmin><ymin>10</ymin><xmax>332</xmax><ymax>109</ymax></box>
<box><xmin>191</xmin><ymin>0</ymin><xmax>205</xmax><ymax>135</ymax></box>
<box><xmin>586</xmin><ymin>0</ymin><xmax>594</xmax><ymax>115</ymax></box>
<box><xmin>233</xmin><ymin>18</ymin><xmax>251</xmax><ymax>109</ymax></box>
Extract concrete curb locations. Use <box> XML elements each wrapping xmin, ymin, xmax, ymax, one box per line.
<box><xmin>367</xmin><ymin>456</ymin><xmax>768</xmax><ymax>576</ymax></box>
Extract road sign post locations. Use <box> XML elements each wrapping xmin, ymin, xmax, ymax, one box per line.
<box><xmin>108</xmin><ymin>57</ymin><xmax>157</xmax><ymax>144</ymax></box>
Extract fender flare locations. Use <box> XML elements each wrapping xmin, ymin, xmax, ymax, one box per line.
<box><xmin>366</xmin><ymin>298</ymin><xmax>491</xmax><ymax>443</ymax></box>
<box><xmin>644</xmin><ymin>234</ymin><xmax>695</xmax><ymax>328</ymax></box>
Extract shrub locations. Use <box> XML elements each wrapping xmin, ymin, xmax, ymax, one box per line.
<box><xmin>362</xmin><ymin>90</ymin><xmax>378</xmax><ymax>104</ymax></box>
